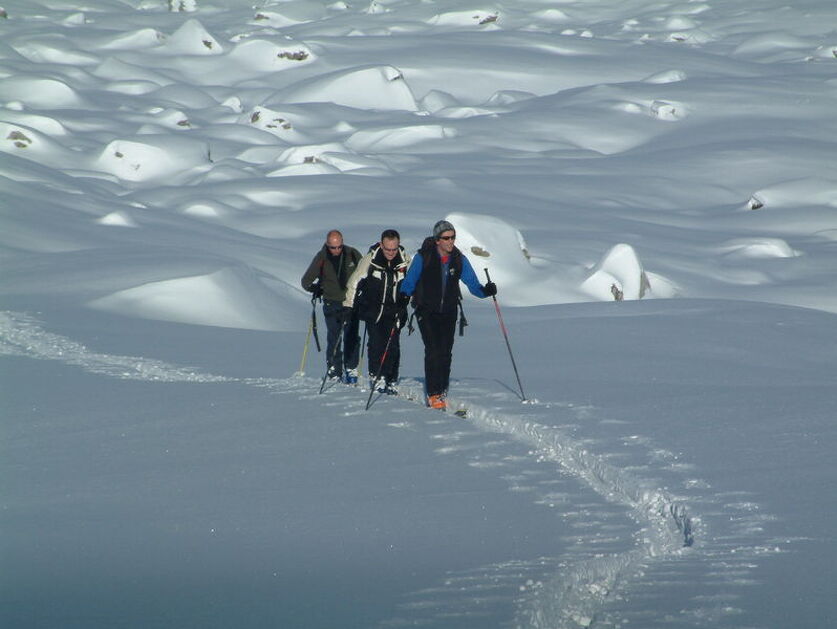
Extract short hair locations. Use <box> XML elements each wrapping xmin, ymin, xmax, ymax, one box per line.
<box><xmin>380</xmin><ymin>229</ymin><xmax>400</xmax><ymax>242</ymax></box>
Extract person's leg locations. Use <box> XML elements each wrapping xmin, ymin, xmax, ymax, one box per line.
<box><xmin>323</xmin><ymin>300</ymin><xmax>343</xmax><ymax>376</ymax></box>
<box><xmin>343</xmin><ymin>313</ymin><xmax>360</xmax><ymax>373</ymax></box>
<box><xmin>418</xmin><ymin>312</ymin><xmax>453</xmax><ymax>397</ymax></box>
<box><xmin>436</xmin><ymin>311</ymin><xmax>457</xmax><ymax>394</ymax></box>
<box><xmin>367</xmin><ymin>321</ymin><xmax>387</xmax><ymax>381</ymax></box>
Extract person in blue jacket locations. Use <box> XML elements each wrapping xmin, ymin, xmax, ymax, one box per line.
<box><xmin>399</xmin><ymin>220</ymin><xmax>496</xmax><ymax>410</ymax></box>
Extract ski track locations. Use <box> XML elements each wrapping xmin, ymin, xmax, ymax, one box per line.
<box><xmin>2</xmin><ymin>310</ymin><xmax>773</xmax><ymax>628</ymax></box>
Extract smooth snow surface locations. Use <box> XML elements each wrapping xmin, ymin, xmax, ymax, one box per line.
<box><xmin>1</xmin><ymin>1</ymin><xmax>836</xmax><ymax>628</ymax></box>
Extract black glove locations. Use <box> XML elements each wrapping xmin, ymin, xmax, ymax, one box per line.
<box><xmin>397</xmin><ymin>292</ymin><xmax>411</xmax><ymax>308</ymax></box>
<box><xmin>339</xmin><ymin>306</ymin><xmax>353</xmax><ymax>323</ymax></box>
<box><xmin>310</xmin><ymin>283</ymin><xmax>323</xmax><ymax>299</ymax></box>
<box><xmin>482</xmin><ymin>281</ymin><xmax>497</xmax><ymax>297</ymax></box>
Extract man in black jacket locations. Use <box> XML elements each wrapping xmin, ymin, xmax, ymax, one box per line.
<box><xmin>301</xmin><ymin>230</ymin><xmax>362</xmax><ymax>383</ymax></box>
<box><xmin>399</xmin><ymin>220</ymin><xmax>496</xmax><ymax>410</ymax></box>
<box><xmin>344</xmin><ymin>229</ymin><xmax>411</xmax><ymax>394</ymax></box>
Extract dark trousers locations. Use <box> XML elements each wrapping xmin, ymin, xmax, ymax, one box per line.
<box><xmin>367</xmin><ymin>319</ymin><xmax>401</xmax><ymax>384</ymax></box>
<box><xmin>416</xmin><ymin>311</ymin><xmax>457</xmax><ymax>397</ymax></box>
<box><xmin>323</xmin><ymin>300</ymin><xmax>359</xmax><ymax>374</ymax></box>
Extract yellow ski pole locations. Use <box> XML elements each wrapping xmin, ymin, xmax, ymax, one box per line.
<box><xmin>298</xmin><ymin>316</ymin><xmax>313</xmax><ymax>375</ymax></box>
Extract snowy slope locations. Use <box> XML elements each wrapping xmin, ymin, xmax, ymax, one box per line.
<box><xmin>2</xmin><ymin>1</ymin><xmax>836</xmax><ymax>627</ymax></box>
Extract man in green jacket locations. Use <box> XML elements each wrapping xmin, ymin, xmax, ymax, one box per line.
<box><xmin>301</xmin><ymin>230</ymin><xmax>362</xmax><ymax>383</ymax></box>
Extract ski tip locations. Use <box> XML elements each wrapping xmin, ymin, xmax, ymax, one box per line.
<box><xmin>453</xmin><ymin>409</ymin><xmax>468</xmax><ymax>418</ymax></box>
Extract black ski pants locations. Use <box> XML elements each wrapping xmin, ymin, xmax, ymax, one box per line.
<box><xmin>366</xmin><ymin>318</ymin><xmax>401</xmax><ymax>384</ymax></box>
<box><xmin>323</xmin><ymin>299</ymin><xmax>359</xmax><ymax>375</ymax></box>
<box><xmin>416</xmin><ymin>310</ymin><xmax>457</xmax><ymax>397</ymax></box>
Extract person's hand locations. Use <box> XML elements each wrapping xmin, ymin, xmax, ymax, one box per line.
<box><xmin>482</xmin><ymin>281</ymin><xmax>497</xmax><ymax>297</ymax></box>
<box><xmin>397</xmin><ymin>292</ymin><xmax>411</xmax><ymax>307</ymax></box>
<box><xmin>310</xmin><ymin>283</ymin><xmax>323</xmax><ymax>299</ymax></box>
<box><xmin>339</xmin><ymin>306</ymin><xmax>353</xmax><ymax>323</ymax></box>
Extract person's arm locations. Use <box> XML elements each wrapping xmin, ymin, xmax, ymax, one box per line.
<box><xmin>460</xmin><ymin>256</ymin><xmax>488</xmax><ymax>298</ymax></box>
<box><xmin>399</xmin><ymin>253</ymin><xmax>424</xmax><ymax>297</ymax></box>
<box><xmin>300</xmin><ymin>252</ymin><xmax>322</xmax><ymax>292</ymax></box>
<box><xmin>343</xmin><ymin>254</ymin><xmax>371</xmax><ymax>308</ymax></box>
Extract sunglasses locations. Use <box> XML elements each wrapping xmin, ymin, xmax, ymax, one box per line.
<box><xmin>437</xmin><ymin>235</ymin><xmax>456</xmax><ymax>241</ymax></box>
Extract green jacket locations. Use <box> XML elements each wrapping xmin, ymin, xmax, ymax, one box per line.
<box><xmin>301</xmin><ymin>244</ymin><xmax>362</xmax><ymax>302</ymax></box>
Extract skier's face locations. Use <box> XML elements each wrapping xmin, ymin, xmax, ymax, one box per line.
<box><xmin>381</xmin><ymin>237</ymin><xmax>399</xmax><ymax>261</ymax></box>
<box><xmin>435</xmin><ymin>230</ymin><xmax>456</xmax><ymax>255</ymax></box>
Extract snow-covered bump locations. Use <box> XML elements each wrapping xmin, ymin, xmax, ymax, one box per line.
<box><xmin>718</xmin><ymin>238</ymin><xmax>799</xmax><ymax>259</ymax></box>
<box><xmin>160</xmin><ymin>19</ymin><xmax>223</xmax><ymax>55</ymax></box>
<box><xmin>96</xmin><ymin>211</ymin><xmax>138</xmax><ymax>228</ymax></box>
<box><xmin>95</xmin><ymin>28</ymin><xmax>165</xmax><ymax>51</ymax></box>
<box><xmin>12</xmin><ymin>39</ymin><xmax>98</xmax><ymax>66</ymax></box>
<box><xmin>650</xmin><ymin>99</ymin><xmax>687</xmax><ymax>121</ymax></box>
<box><xmin>429</xmin><ymin>10</ymin><xmax>499</xmax><ymax>27</ymax></box>
<box><xmin>88</xmin><ymin>267</ymin><xmax>300</xmax><ymax>331</ymax></box>
<box><xmin>246</xmin><ymin>106</ymin><xmax>296</xmax><ymax>138</ymax></box>
<box><xmin>0</xmin><ymin>77</ymin><xmax>84</xmax><ymax>109</ymax></box>
<box><xmin>643</xmin><ymin>69</ymin><xmax>687</xmax><ymax>84</ymax></box>
<box><xmin>228</xmin><ymin>39</ymin><xmax>315</xmax><ymax>72</ymax></box>
<box><xmin>279</xmin><ymin>65</ymin><xmax>418</xmax><ymax>111</ymax></box>
<box><xmin>345</xmin><ymin>124</ymin><xmax>454</xmax><ymax>151</ymax></box>
<box><xmin>95</xmin><ymin>136</ymin><xmax>209</xmax><ymax>182</ymax></box>
<box><xmin>581</xmin><ymin>243</ymin><xmax>674</xmax><ymax>301</ymax></box>
<box><xmin>0</xmin><ymin>111</ymin><xmax>67</xmax><ymax>136</ymax></box>
<box><xmin>747</xmin><ymin>178</ymin><xmax>837</xmax><ymax>209</ymax></box>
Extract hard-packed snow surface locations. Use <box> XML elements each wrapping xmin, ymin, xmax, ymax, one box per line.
<box><xmin>1</xmin><ymin>0</ymin><xmax>836</xmax><ymax>627</ymax></box>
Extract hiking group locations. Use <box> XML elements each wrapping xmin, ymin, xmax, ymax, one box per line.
<box><xmin>301</xmin><ymin>220</ymin><xmax>497</xmax><ymax>411</ymax></box>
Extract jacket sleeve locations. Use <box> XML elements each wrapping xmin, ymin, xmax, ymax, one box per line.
<box><xmin>300</xmin><ymin>252</ymin><xmax>323</xmax><ymax>292</ymax></box>
<box><xmin>460</xmin><ymin>255</ymin><xmax>487</xmax><ymax>298</ymax></box>
<box><xmin>400</xmin><ymin>253</ymin><xmax>423</xmax><ymax>297</ymax></box>
<box><xmin>343</xmin><ymin>253</ymin><xmax>371</xmax><ymax>308</ymax></box>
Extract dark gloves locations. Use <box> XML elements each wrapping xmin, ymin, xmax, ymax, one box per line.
<box><xmin>310</xmin><ymin>283</ymin><xmax>323</xmax><ymax>299</ymax></box>
<box><xmin>482</xmin><ymin>281</ymin><xmax>497</xmax><ymax>297</ymax></box>
<box><xmin>397</xmin><ymin>292</ymin><xmax>411</xmax><ymax>308</ymax></box>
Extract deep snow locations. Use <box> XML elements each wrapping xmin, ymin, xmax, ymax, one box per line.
<box><xmin>2</xmin><ymin>0</ymin><xmax>836</xmax><ymax>627</ymax></box>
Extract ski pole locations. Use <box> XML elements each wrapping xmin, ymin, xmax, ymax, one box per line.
<box><xmin>319</xmin><ymin>315</ymin><xmax>347</xmax><ymax>394</ymax></box>
<box><xmin>484</xmin><ymin>268</ymin><xmax>527</xmax><ymax>402</ymax></box>
<box><xmin>365</xmin><ymin>318</ymin><xmax>400</xmax><ymax>411</ymax></box>
<box><xmin>298</xmin><ymin>315</ymin><xmax>313</xmax><ymax>374</ymax></box>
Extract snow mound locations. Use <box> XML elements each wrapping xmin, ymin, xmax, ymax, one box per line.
<box><xmin>650</xmin><ymin>100</ymin><xmax>687</xmax><ymax>121</ymax></box>
<box><xmin>276</xmin><ymin>65</ymin><xmax>419</xmax><ymax>111</ymax></box>
<box><xmin>444</xmin><ymin>211</ymin><xmax>535</xmax><ymax>288</ymax></box>
<box><xmin>95</xmin><ymin>136</ymin><xmax>210</xmax><ymax>183</ymax></box>
<box><xmin>0</xmin><ymin>111</ymin><xmax>67</xmax><ymax>136</ymax></box>
<box><xmin>346</xmin><ymin>124</ymin><xmax>454</xmax><ymax>151</ymax></box>
<box><xmin>95</xmin><ymin>27</ymin><xmax>164</xmax><ymax>51</ymax></box>
<box><xmin>429</xmin><ymin>10</ymin><xmax>499</xmax><ymax>27</ymax></box>
<box><xmin>96</xmin><ymin>211</ymin><xmax>138</xmax><ymax>228</ymax></box>
<box><xmin>227</xmin><ymin>39</ymin><xmax>315</xmax><ymax>72</ymax></box>
<box><xmin>160</xmin><ymin>19</ymin><xmax>223</xmax><ymax>55</ymax></box>
<box><xmin>0</xmin><ymin>122</ymin><xmax>78</xmax><ymax>166</ymax></box>
<box><xmin>581</xmin><ymin>243</ymin><xmax>668</xmax><ymax>301</ymax></box>
<box><xmin>12</xmin><ymin>40</ymin><xmax>98</xmax><ymax>66</ymax></box>
<box><xmin>643</xmin><ymin>69</ymin><xmax>687</xmax><ymax>84</ymax></box>
<box><xmin>747</xmin><ymin>178</ymin><xmax>837</xmax><ymax>209</ymax></box>
<box><xmin>0</xmin><ymin>76</ymin><xmax>84</xmax><ymax>109</ymax></box>
<box><xmin>88</xmin><ymin>267</ymin><xmax>300</xmax><ymax>331</ymax></box>
<box><xmin>718</xmin><ymin>238</ymin><xmax>799</xmax><ymax>259</ymax></box>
